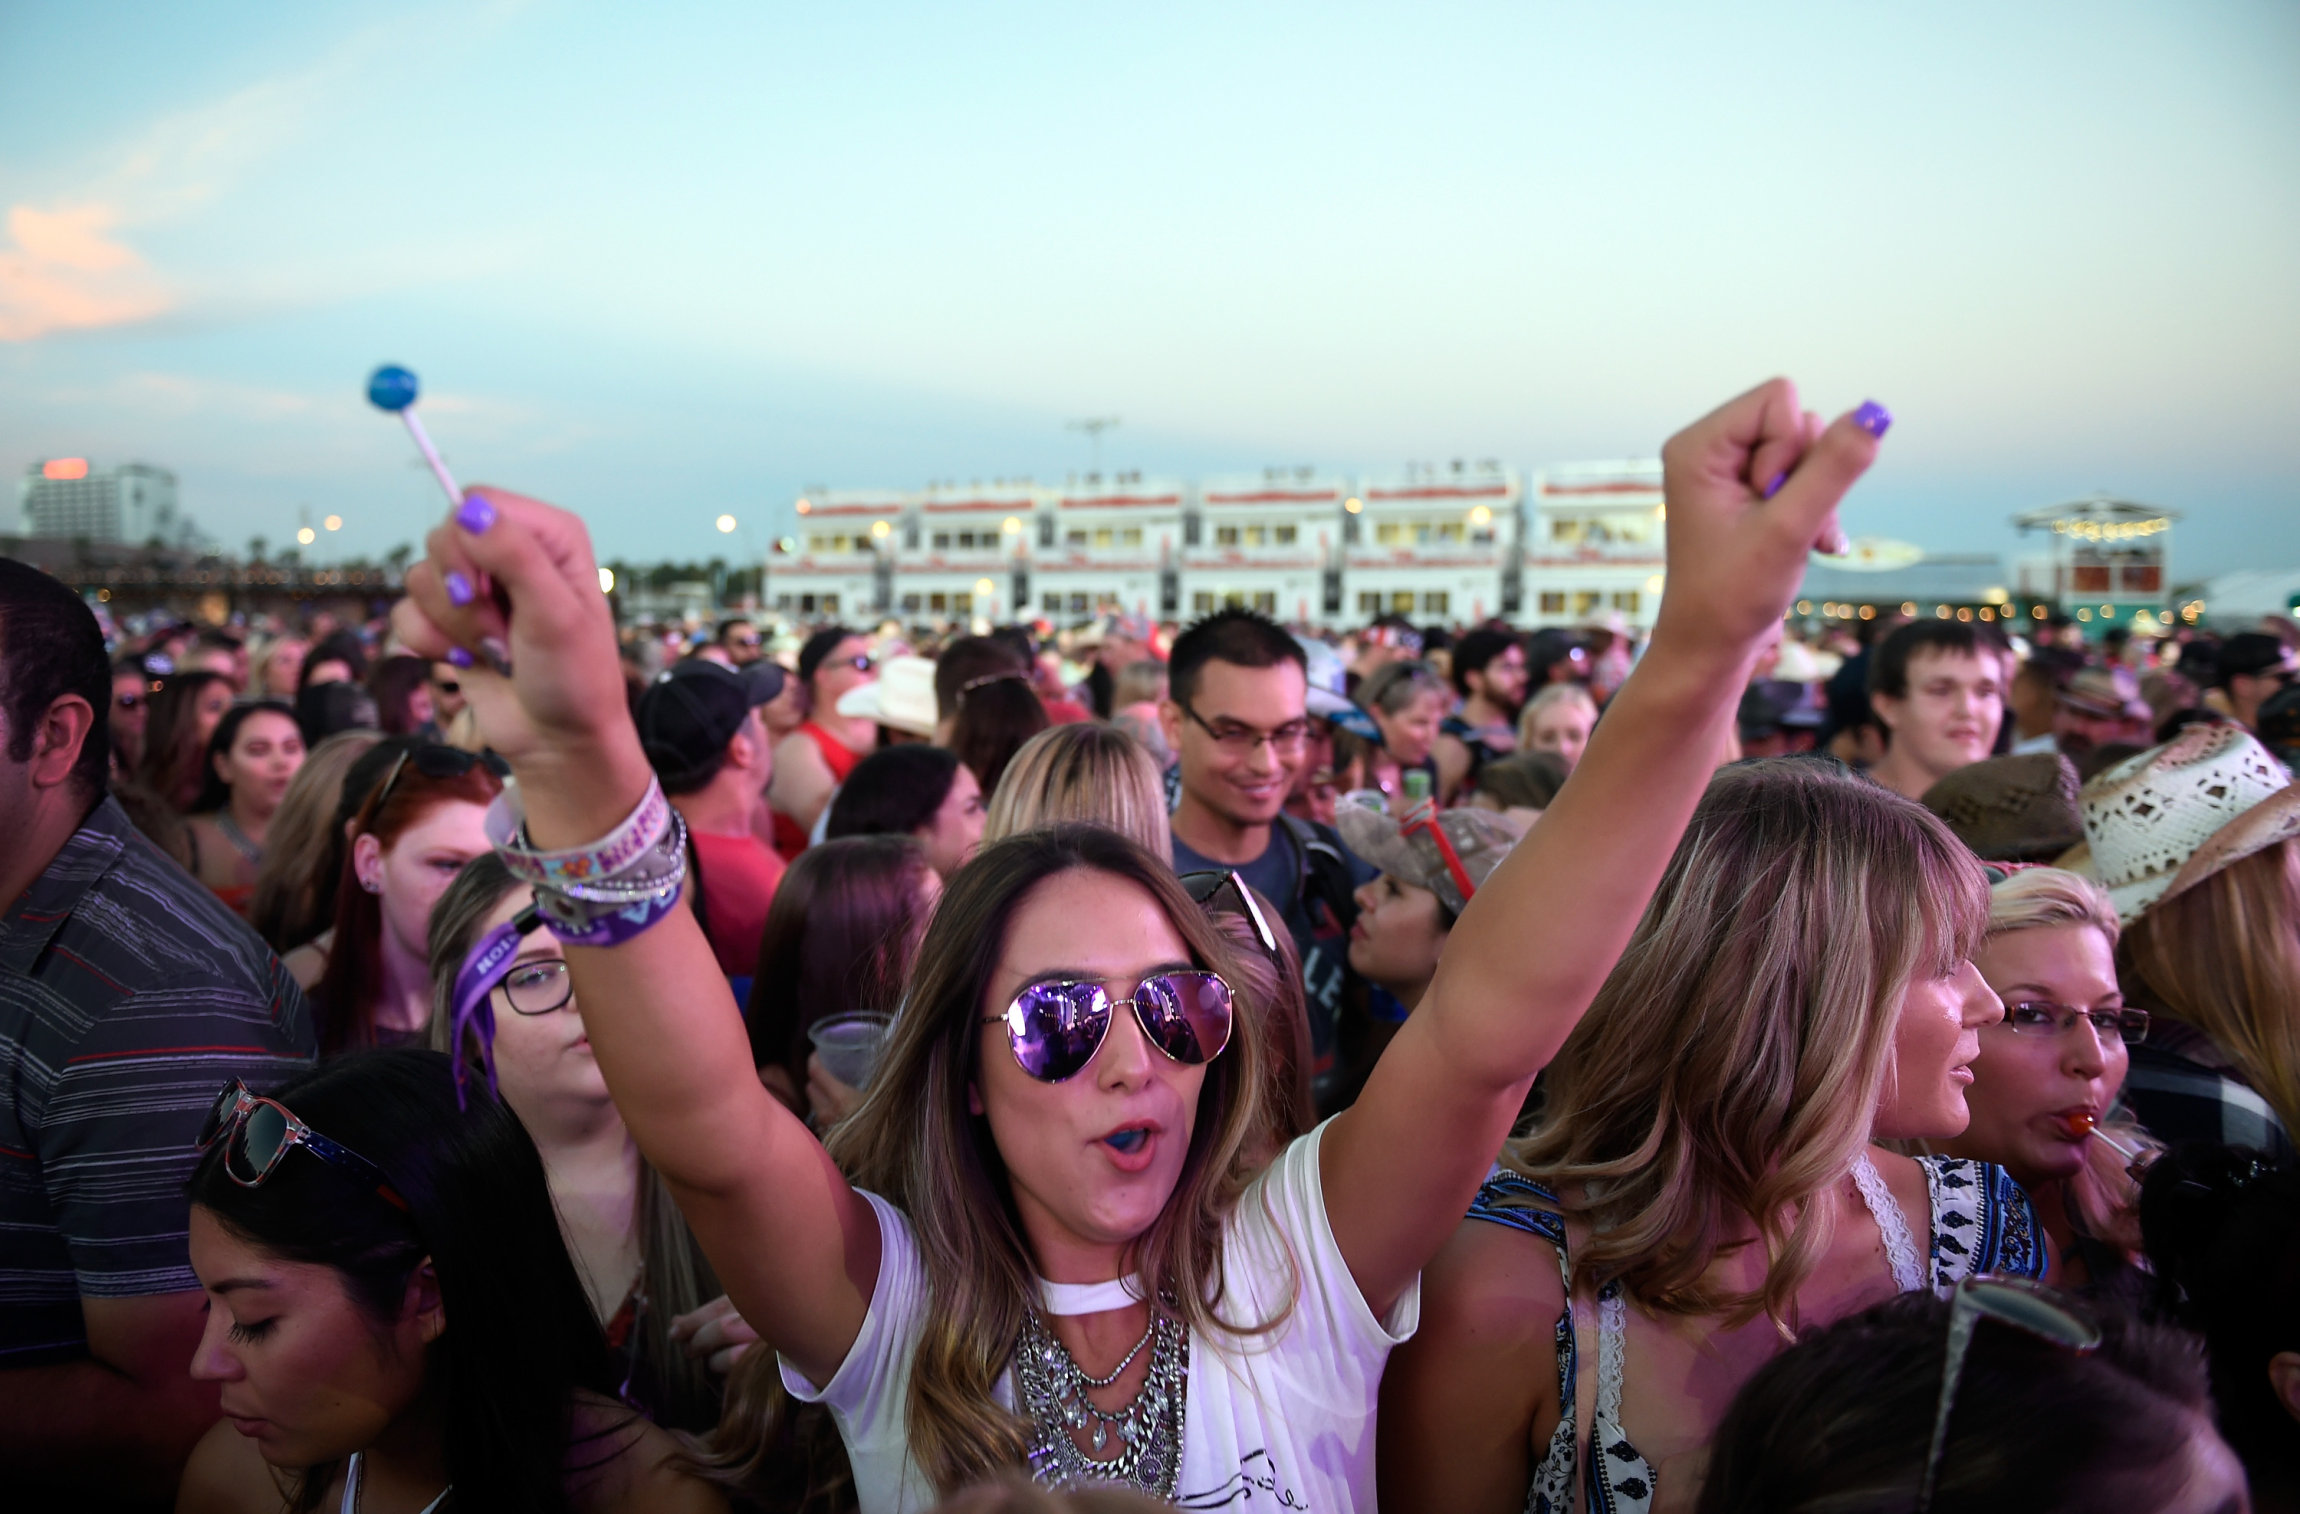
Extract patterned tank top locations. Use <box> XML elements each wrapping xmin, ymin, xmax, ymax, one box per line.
<box><xmin>1464</xmin><ymin>1154</ymin><xmax>2045</xmax><ymax>1514</ymax></box>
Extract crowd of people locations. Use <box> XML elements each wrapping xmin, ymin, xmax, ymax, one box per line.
<box><xmin>3</xmin><ymin>378</ymin><xmax>2296</xmax><ymax>1513</ymax></box>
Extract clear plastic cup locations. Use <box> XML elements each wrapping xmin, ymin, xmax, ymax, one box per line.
<box><xmin>808</xmin><ymin>1013</ymin><xmax>893</xmax><ymax>1090</ymax></box>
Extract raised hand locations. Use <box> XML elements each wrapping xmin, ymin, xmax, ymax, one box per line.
<box><xmin>389</xmin><ymin>488</ymin><xmax>641</xmax><ymax>822</ymax></box>
<box><xmin>1651</xmin><ymin>380</ymin><xmax>1888</xmax><ymax>657</ymax></box>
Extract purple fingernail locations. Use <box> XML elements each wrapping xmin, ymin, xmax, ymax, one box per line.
<box><xmin>1853</xmin><ymin>400</ymin><xmax>1892</xmax><ymax>438</ymax></box>
<box><xmin>456</xmin><ymin>494</ymin><xmax>497</xmax><ymax>534</ymax></box>
<box><xmin>444</xmin><ymin>570</ymin><xmax>475</xmax><ymax>607</ymax></box>
<box><xmin>445</xmin><ymin>646</ymin><xmax>473</xmax><ymax>668</ymax></box>
<box><xmin>1762</xmin><ymin>471</ymin><xmax>1787</xmax><ymax>500</ymax></box>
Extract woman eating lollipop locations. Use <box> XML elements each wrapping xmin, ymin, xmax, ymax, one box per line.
<box><xmin>389</xmin><ymin>380</ymin><xmax>1885</xmax><ymax>1510</ymax></box>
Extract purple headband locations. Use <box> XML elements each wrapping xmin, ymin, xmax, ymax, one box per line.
<box><xmin>446</xmin><ymin>904</ymin><xmax>539</xmax><ymax>1108</ymax></box>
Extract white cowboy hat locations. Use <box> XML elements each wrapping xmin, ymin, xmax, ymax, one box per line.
<box><xmin>836</xmin><ymin>654</ymin><xmax>939</xmax><ymax>738</ymax></box>
<box><xmin>2058</xmin><ymin>722</ymin><xmax>2300</xmax><ymax>918</ymax></box>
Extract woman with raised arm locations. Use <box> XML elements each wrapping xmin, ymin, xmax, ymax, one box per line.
<box><xmin>390</xmin><ymin>380</ymin><xmax>1882</xmax><ymax>1511</ymax></box>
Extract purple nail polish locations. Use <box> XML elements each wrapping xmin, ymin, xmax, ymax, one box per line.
<box><xmin>445</xmin><ymin>646</ymin><xmax>474</xmax><ymax>668</ymax></box>
<box><xmin>1853</xmin><ymin>400</ymin><xmax>1892</xmax><ymax>438</ymax></box>
<box><xmin>1762</xmin><ymin>471</ymin><xmax>1787</xmax><ymax>500</ymax></box>
<box><xmin>444</xmin><ymin>570</ymin><xmax>475</xmax><ymax>607</ymax></box>
<box><xmin>455</xmin><ymin>494</ymin><xmax>497</xmax><ymax>534</ymax></box>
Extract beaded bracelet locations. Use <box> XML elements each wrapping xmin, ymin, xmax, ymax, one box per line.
<box><xmin>487</xmin><ymin>776</ymin><xmax>673</xmax><ymax>888</ymax></box>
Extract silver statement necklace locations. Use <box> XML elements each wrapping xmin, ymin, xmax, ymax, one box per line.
<box><xmin>216</xmin><ymin>808</ymin><xmax>264</xmax><ymax>865</ymax></box>
<box><xmin>1014</xmin><ymin>1302</ymin><xmax>1188</xmax><ymax>1496</ymax></box>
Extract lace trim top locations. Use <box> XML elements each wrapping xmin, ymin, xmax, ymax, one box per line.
<box><xmin>1463</xmin><ymin>1154</ymin><xmax>2046</xmax><ymax>1514</ymax></box>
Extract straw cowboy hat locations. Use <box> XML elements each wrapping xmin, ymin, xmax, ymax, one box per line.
<box><xmin>2058</xmin><ymin>722</ymin><xmax>2300</xmax><ymax>919</ymax></box>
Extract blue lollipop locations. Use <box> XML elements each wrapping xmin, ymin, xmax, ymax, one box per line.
<box><xmin>365</xmin><ymin>363</ymin><xmax>463</xmax><ymax>506</ymax></box>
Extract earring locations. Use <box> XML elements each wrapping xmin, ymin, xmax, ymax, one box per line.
<box><xmin>360</xmin><ymin>875</ymin><xmax>382</xmax><ymax>895</ymax></box>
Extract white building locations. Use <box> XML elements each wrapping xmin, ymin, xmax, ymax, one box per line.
<box><xmin>771</xmin><ymin>488</ymin><xmax>904</xmax><ymax>621</ymax></box>
<box><xmin>18</xmin><ymin>460</ymin><xmax>183</xmax><ymax>544</ymax></box>
<box><xmin>899</xmin><ymin>482</ymin><xmax>1036</xmax><ymax>626</ymax></box>
<box><xmin>1031</xmin><ymin>473</ymin><xmax>1185</xmax><ymax>623</ymax></box>
<box><xmin>1345</xmin><ymin>462</ymin><xmax>1521</xmax><ymax>625</ymax></box>
<box><xmin>1184</xmin><ymin>471</ymin><xmax>1345</xmax><ymax>624</ymax></box>
<box><xmin>1523</xmin><ymin>460</ymin><xmax>1666</xmax><ymax>631</ymax></box>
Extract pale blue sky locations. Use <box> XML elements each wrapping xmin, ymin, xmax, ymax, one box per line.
<box><xmin>2</xmin><ymin>1</ymin><xmax>2294</xmax><ymax>577</ymax></box>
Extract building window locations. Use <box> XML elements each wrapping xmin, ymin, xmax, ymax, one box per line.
<box><xmin>1539</xmin><ymin>591</ymin><xmax>1566</xmax><ymax>614</ymax></box>
<box><xmin>1423</xmin><ymin>591</ymin><xmax>1450</xmax><ymax>616</ymax></box>
<box><xmin>1274</xmin><ymin>524</ymin><xmax>1298</xmax><ymax>545</ymax></box>
<box><xmin>1193</xmin><ymin>591</ymin><xmax>1214</xmax><ymax>613</ymax></box>
<box><xmin>1217</xmin><ymin>525</ymin><xmax>1240</xmax><ymax>547</ymax></box>
<box><xmin>1254</xmin><ymin>591</ymin><xmax>1276</xmax><ymax>613</ymax></box>
<box><xmin>901</xmin><ymin>593</ymin><xmax>921</xmax><ymax>612</ymax></box>
<box><xmin>1572</xmin><ymin>590</ymin><xmax>1602</xmax><ymax>617</ymax></box>
<box><xmin>1121</xmin><ymin>527</ymin><xmax>1143</xmax><ymax>548</ymax></box>
<box><xmin>932</xmin><ymin>532</ymin><xmax>952</xmax><ymax>550</ymax></box>
<box><xmin>1611</xmin><ymin>591</ymin><xmax>1641</xmax><ymax>613</ymax></box>
<box><xmin>928</xmin><ymin>593</ymin><xmax>948</xmax><ymax>613</ymax></box>
<box><xmin>1043</xmin><ymin>592</ymin><xmax>1061</xmax><ymax>612</ymax></box>
<box><xmin>1092</xmin><ymin>528</ymin><xmax>1115</xmax><ymax>549</ymax></box>
<box><xmin>1243</xmin><ymin>525</ymin><xmax>1266</xmax><ymax>547</ymax></box>
<box><xmin>1390</xmin><ymin>591</ymin><xmax>1415</xmax><ymax>614</ymax></box>
<box><xmin>1069</xmin><ymin>593</ymin><xmax>1090</xmax><ymax>614</ymax></box>
<box><xmin>1375</xmin><ymin>523</ymin><xmax>1404</xmax><ymax>546</ymax></box>
<box><xmin>1065</xmin><ymin>530</ymin><xmax>1087</xmax><ymax>548</ymax></box>
<box><xmin>1358</xmin><ymin>591</ymin><xmax>1384</xmax><ymax>615</ymax></box>
<box><xmin>953</xmin><ymin>594</ymin><xmax>972</xmax><ymax>615</ymax></box>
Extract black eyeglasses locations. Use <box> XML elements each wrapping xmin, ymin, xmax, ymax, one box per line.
<box><xmin>2002</xmin><ymin>1000</ymin><xmax>2150</xmax><ymax>1045</ymax></box>
<box><xmin>1179</xmin><ymin>869</ymin><xmax>1279</xmax><ymax>961</ymax></box>
<box><xmin>1178</xmin><ymin>700</ymin><xmax>1310</xmax><ymax>756</ymax></box>
<box><xmin>372</xmin><ymin>743</ymin><xmax>509</xmax><ymax>816</ymax></box>
<box><xmin>1917</xmin><ymin>1276</ymin><xmax>2100</xmax><ymax>1513</ymax></box>
<box><xmin>196</xmin><ymin>1081</ymin><xmax>408</xmax><ymax>1212</ymax></box>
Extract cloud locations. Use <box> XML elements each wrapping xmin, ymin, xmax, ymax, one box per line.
<box><xmin>0</xmin><ymin>204</ymin><xmax>172</xmax><ymax>340</ymax></box>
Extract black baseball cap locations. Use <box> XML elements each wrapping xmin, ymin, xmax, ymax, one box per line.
<box><xmin>635</xmin><ymin>658</ymin><xmax>787</xmax><ymax>793</ymax></box>
<box><xmin>2216</xmin><ymin>633</ymin><xmax>2297</xmax><ymax>688</ymax></box>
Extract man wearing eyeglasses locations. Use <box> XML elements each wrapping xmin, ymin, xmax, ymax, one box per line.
<box><xmin>0</xmin><ymin>561</ymin><xmax>314</xmax><ymax>1507</ymax></box>
<box><xmin>1163</xmin><ymin>610</ymin><xmax>1377</xmax><ymax>1112</ymax></box>
<box><xmin>716</xmin><ymin>616</ymin><xmax>767</xmax><ymax>668</ymax></box>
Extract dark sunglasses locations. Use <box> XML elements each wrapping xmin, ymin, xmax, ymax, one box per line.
<box><xmin>373</xmin><ymin>743</ymin><xmax>509</xmax><ymax>814</ymax></box>
<box><xmin>1917</xmin><ymin>1276</ymin><xmax>2100</xmax><ymax>1512</ymax></box>
<box><xmin>431</xmin><ymin>678</ymin><xmax>461</xmax><ymax>696</ymax></box>
<box><xmin>843</xmin><ymin>654</ymin><xmax>875</xmax><ymax>673</ymax></box>
<box><xmin>982</xmin><ymin>971</ymin><xmax>1235</xmax><ymax>1083</ymax></box>
<box><xmin>196</xmin><ymin>1081</ymin><xmax>408</xmax><ymax>1211</ymax></box>
<box><xmin>1178</xmin><ymin>869</ymin><xmax>1279</xmax><ymax>961</ymax></box>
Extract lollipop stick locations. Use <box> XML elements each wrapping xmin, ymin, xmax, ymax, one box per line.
<box><xmin>400</xmin><ymin>409</ymin><xmax>464</xmax><ymax>506</ymax></box>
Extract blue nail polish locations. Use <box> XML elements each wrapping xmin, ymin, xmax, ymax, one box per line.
<box><xmin>444</xmin><ymin>570</ymin><xmax>475</xmax><ymax>607</ymax></box>
<box><xmin>1853</xmin><ymin>400</ymin><xmax>1892</xmax><ymax>438</ymax></box>
<box><xmin>456</xmin><ymin>494</ymin><xmax>497</xmax><ymax>534</ymax></box>
<box><xmin>445</xmin><ymin>646</ymin><xmax>473</xmax><ymax>668</ymax></box>
<box><xmin>1763</xmin><ymin>471</ymin><xmax>1787</xmax><ymax>500</ymax></box>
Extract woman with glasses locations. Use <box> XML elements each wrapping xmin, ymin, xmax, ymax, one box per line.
<box><xmin>286</xmin><ymin>743</ymin><xmax>504</xmax><ymax>1054</ymax></box>
<box><xmin>177</xmin><ymin>1049</ymin><xmax>726</xmax><ymax>1513</ymax></box>
<box><xmin>390</xmin><ymin>379</ymin><xmax>1886</xmax><ymax>1509</ymax></box>
<box><xmin>1383</xmin><ymin>760</ymin><xmax>2044</xmax><ymax>1514</ymax></box>
<box><xmin>1932</xmin><ymin>868</ymin><xmax>2159</xmax><ymax>1292</ymax></box>
<box><xmin>424</xmin><ymin>855</ymin><xmax>724</xmax><ymax>1432</ymax></box>
<box><xmin>185</xmin><ymin>700</ymin><xmax>308</xmax><ymax>918</ymax></box>
<box><xmin>1360</xmin><ymin>661</ymin><xmax>1449</xmax><ymax>793</ymax></box>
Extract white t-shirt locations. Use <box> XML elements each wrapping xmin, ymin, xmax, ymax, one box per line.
<box><xmin>780</xmin><ymin>1118</ymin><xmax>1418</xmax><ymax>1514</ymax></box>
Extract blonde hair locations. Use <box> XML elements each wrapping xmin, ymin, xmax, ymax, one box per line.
<box><xmin>982</xmin><ymin>722</ymin><xmax>1169</xmax><ymax>860</ymax></box>
<box><xmin>2122</xmin><ymin>839</ymin><xmax>2300</xmax><ymax>1137</ymax></box>
<box><xmin>1518</xmin><ymin>682</ymin><xmax>1598</xmax><ymax>747</ymax></box>
<box><xmin>1503</xmin><ymin>761</ymin><xmax>1987</xmax><ymax>1329</ymax></box>
<box><xmin>1979</xmin><ymin>867</ymin><xmax>2155</xmax><ymax>1255</ymax></box>
<box><xmin>826</xmin><ymin>826</ymin><xmax>1273</xmax><ymax>1494</ymax></box>
<box><xmin>249</xmin><ymin>729</ymin><xmax>383</xmax><ymax>952</ymax></box>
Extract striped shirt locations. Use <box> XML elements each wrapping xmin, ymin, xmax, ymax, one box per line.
<box><xmin>1</xmin><ymin>796</ymin><xmax>315</xmax><ymax>1366</ymax></box>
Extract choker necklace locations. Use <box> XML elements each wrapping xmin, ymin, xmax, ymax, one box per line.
<box><xmin>216</xmin><ymin>809</ymin><xmax>264</xmax><ymax>865</ymax></box>
<box><xmin>1016</xmin><ymin>1305</ymin><xmax>1187</xmax><ymax>1496</ymax></box>
<box><xmin>1035</xmin><ymin>1275</ymin><xmax>1145</xmax><ymax>1316</ymax></box>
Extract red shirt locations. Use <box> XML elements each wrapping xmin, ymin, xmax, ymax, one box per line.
<box><xmin>689</xmin><ymin>829</ymin><xmax>786</xmax><ymax>978</ymax></box>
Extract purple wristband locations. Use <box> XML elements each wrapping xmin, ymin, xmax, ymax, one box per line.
<box><xmin>445</xmin><ymin>917</ymin><xmax>526</xmax><ymax>1108</ymax></box>
<box><xmin>540</xmin><ymin>881</ymin><xmax>684</xmax><ymax>949</ymax></box>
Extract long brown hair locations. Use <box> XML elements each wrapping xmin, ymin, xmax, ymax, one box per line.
<box><xmin>1505</xmin><ymin>761</ymin><xmax>1988</xmax><ymax>1330</ymax></box>
<box><xmin>135</xmin><ymin>668</ymin><xmax>232</xmax><ymax>812</ymax></box>
<box><xmin>2122</xmin><ymin>839</ymin><xmax>2300</xmax><ymax>1137</ymax></box>
<box><xmin>424</xmin><ymin>854</ymin><xmax>723</xmax><ymax>1431</ymax></box>
<box><xmin>825</xmin><ymin>824</ymin><xmax>1273</xmax><ymax>1494</ymax></box>
<box><xmin>312</xmin><ymin>753</ymin><xmax>501</xmax><ymax>1054</ymax></box>
<box><xmin>250</xmin><ymin>730</ymin><xmax>385</xmax><ymax>951</ymax></box>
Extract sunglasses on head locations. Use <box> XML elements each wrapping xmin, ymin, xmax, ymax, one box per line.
<box><xmin>196</xmin><ymin>1081</ymin><xmax>408</xmax><ymax>1211</ymax></box>
<box><xmin>1178</xmin><ymin>869</ymin><xmax>1279</xmax><ymax>961</ymax></box>
<box><xmin>983</xmin><ymin>970</ymin><xmax>1235</xmax><ymax>1083</ymax></box>
<box><xmin>1917</xmin><ymin>1275</ymin><xmax>2100</xmax><ymax>1513</ymax></box>
<box><xmin>372</xmin><ymin>743</ymin><xmax>509</xmax><ymax>814</ymax></box>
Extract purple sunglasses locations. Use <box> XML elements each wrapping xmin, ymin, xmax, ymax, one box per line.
<box><xmin>982</xmin><ymin>971</ymin><xmax>1236</xmax><ymax>1083</ymax></box>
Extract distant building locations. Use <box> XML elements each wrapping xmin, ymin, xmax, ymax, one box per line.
<box><xmin>18</xmin><ymin>460</ymin><xmax>185</xmax><ymax>545</ymax></box>
<box><xmin>902</xmin><ymin>482</ymin><xmax>1034</xmax><ymax>624</ymax></box>
<box><xmin>1032</xmin><ymin>473</ymin><xmax>1186</xmax><ymax>623</ymax></box>
<box><xmin>1185</xmin><ymin>471</ymin><xmax>1346</xmax><ymax>624</ymax></box>
<box><xmin>2011</xmin><ymin>494</ymin><xmax>2179</xmax><ymax>633</ymax></box>
<box><xmin>1523</xmin><ymin>461</ymin><xmax>1663</xmax><ymax>631</ymax></box>
<box><xmin>1349</xmin><ymin>462</ymin><xmax>1522</xmax><ymax>625</ymax></box>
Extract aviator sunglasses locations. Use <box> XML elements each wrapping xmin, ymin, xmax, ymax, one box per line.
<box><xmin>983</xmin><ymin>970</ymin><xmax>1236</xmax><ymax>1084</ymax></box>
<box><xmin>1916</xmin><ymin>1275</ymin><xmax>2100</xmax><ymax>1512</ymax></box>
<box><xmin>196</xmin><ymin>1080</ymin><xmax>408</xmax><ymax>1211</ymax></box>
